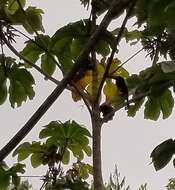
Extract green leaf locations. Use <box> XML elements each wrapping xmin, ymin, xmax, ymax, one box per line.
<box><xmin>95</xmin><ymin>40</ymin><xmax>110</xmax><ymax>56</ymax></box>
<box><xmin>23</xmin><ymin>6</ymin><xmax>44</xmax><ymax>34</ymax></box>
<box><xmin>160</xmin><ymin>61</ymin><xmax>175</xmax><ymax>73</ymax></box>
<box><xmin>21</xmin><ymin>43</ymin><xmax>43</xmax><ymax>65</ymax></box>
<box><xmin>7</xmin><ymin>0</ymin><xmax>26</xmax><ymax>15</ymax></box>
<box><xmin>127</xmin><ymin>98</ymin><xmax>145</xmax><ymax>117</ymax></box>
<box><xmin>12</xmin><ymin>174</ymin><xmax>20</xmax><ymax>187</ymax></box>
<box><xmin>150</xmin><ymin>139</ymin><xmax>175</xmax><ymax>171</ymax></box>
<box><xmin>164</xmin><ymin>1</ymin><xmax>175</xmax><ymax>31</ymax></box>
<box><xmin>0</xmin><ymin>80</ymin><xmax>7</xmax><ymax>105</ymax></box>
<box><xmin>83</xmin><ymin>145</ymin><xmax>92</xmax><ymax>157</ymax></box>
<box><xmin>21</xmin><ymin>35</ymin><xmax>51</xmax><ymax>64</ymax></box>
<box><xmin>69</xmin><ymin>144</ymin><xmax>84</xmax><ymax>160</ymax></box>
<box><xmin>0</xmin><ymin>167</ymin><xmax>10</xmax><ymax>189</ymax></box>
<box><xmin>52</xmin><ymin>37</ymin><xmax>73</xmax><ymax>73</ymax></box>
<box><xmin>126</xmin><ymin>74</ymin><xmax>142</xmax><ymax>90</ymax></box>
<box><xmin>40</xmin><ymin>120</ymin><xmax>91</xmax><ymax>163</ymax></box>
<box><xmin>92</xmin><ymin>0</ymin><xmax>113</xmax><ymax>15</ymax></box>
<box><xmin>51</xmin><ymin>20</ymin><xmax>115</xmax><ymax>73</ymax></box>
<box><xmin>13</xmin><ymin>142</ymin><xmax>31</xmax><ymax>162</ymax></box>
<box><xmin>10</xmin><ymin>163</ymin><xmax>25</xmax><ymax>174</ymax></box>
<box><xmin>30</xmin><ymin>153</ymin><xmax>43</xmax><ymax>168</ymax></box>
<box><xmin>159</xmin><ymin>89</ymin><xmax>174</xmax><ymax>119</ymax></box>
<box><xmin>144</xmin><ymin>96</ymin><xmax>161</xmax><ymax>120</ymax></box>
<box><xmin>9</xmin><ymin>80</ymin><xmax>27</xmax><ymax>107</ymax></box>
<box><xmin>125</xmin><ymin>30</ymin><xmax>142</xmax><ymax>43</ymax></box>
<box><xmin>41</xmin><ymin>54</ymin><xmax>56</xmax><ymax>76</ymax></box>
<box><xmin>62</xmin><ymin>149</ymin><xmax>70</xmax><ymax>165</ymax></box>
<box><xmin>71</xmin><ymin>38</ymin><xmax>87</xmax><ymax>58</ymax></box>
<box><xmin>9</xmin><ymin>68</ymin><xmax>35</xmax><ymax>107</ymax></box>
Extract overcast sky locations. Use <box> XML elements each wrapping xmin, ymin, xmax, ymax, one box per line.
<box><xmin>1</xmin><ymin>1</ymin><xmax>175</xmax><ymax>189</ymax></box>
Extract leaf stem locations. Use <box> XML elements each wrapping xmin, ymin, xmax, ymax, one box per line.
<box><xmin>109</xmin><ymin>47</ymin><xmax>144</xmax><ymax>76</ymax></box>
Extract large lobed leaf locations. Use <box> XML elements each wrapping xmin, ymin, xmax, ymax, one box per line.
<box><xmin>150</xmin><ymin>139</ymin><xmax>175</xmax><ymax>171</ymax></box>
<box><xmin>51</xmin><ymin>19</ymin><xmax>115</xmax><ymax>73</ymax></box>
<box><xmin>13</xmin><ymin>120</ymin><xmax>92</xmax><ymax>168</ymax></box>
<box><xmin>127</xmin><ymin>64</ymin><xmax>175</xmax><ymax>120</ymax></box>
<box><xmin>0</xmin><ymin>55</ymin><xmax>35</xmax><ymax>108</ymax></box>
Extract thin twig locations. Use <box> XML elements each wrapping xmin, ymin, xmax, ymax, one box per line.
<box><xmin>72</xmin><ymin>83</ymin><xmax>92</xmax><ymax>115</ymax></box>
<box><xmin>8</xmin><ymin>25</ymin><xmax>63</xmax><ymax>71</ymax></box>
<box><xmin>96</xmin><ymin>0</ymin><xmax>137</xmax><ymax>103</ymax></box>
<box><xmin>57</xmin><ymin>138</ymin><xmax>68</xmax><ymax>177</ymax></box>
<box><xmin>109</xmin><ymin>47</ymin><xmax>144</xmax><ymax>76</ymax></box>
<box><xmin>152</xmin><ymin>40</ymin><xmax>160</xmax><ymax>66</ymax></box>
<box><xmin>20</xmin><ymin>175</ymin><xmax>44</xmax><ymax>178</ymax></box>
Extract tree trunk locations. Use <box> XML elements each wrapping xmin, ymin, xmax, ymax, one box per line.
<box><xmin>91</xmin><ymin>109</ymin><xmax>103</xmax><ymax>190</ymax></box>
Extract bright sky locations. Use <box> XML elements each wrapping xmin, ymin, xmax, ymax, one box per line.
<box><xmin>1</xmin><ymin>0</ymin><xmax>175</xmax><ymax>189</ymax></box>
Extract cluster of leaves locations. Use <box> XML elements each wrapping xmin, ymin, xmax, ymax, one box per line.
<box><xmin>0</xmin><ymin>162</ymin><xmax>25</xmax><ymax>189</ymax></box>
<box><xmin>11</xmin><ymin>120</ymin><xmax>93</xmax><ymax>190</ymax></box>
<box><xmin>13</xmin><ymin>120</ymin><xmax>92</xmax><ymax>167</ymax></box>
<box><xmin>0</xmin><ymin>0</ymin><xmax>44</xmax><ymax>34</ymax></box>
<box><xmin>20</xmin><ymin>19</ymin><xmax>115</xmax><ymax>77</ymax></box>
<box><xmin>132</xmin><ymin>0</ymin><xmax>175</xmax><ymax>61</ymax></box>
<box><xmin>44</xmin><ymin>161</ymin><xmax>92</xmax><ymax>190</ymax></box>
<box><xmin>20</xmin><ymin>34</ymin><xmax>57</xmax><ymax>76</ymax></box>
<box><xmin>135</xmin><ymin>0</ymin><xmax>175</xmax><ymax>34</ymax></box>
<box><xmin>0</xmin><ymin>55</ymin><xmax>35</xmax><ymax>107</ymax></box>
<box><xmin>50</xmin><ymin>19</ymin><xmax>115</xmax><ymax>73</ymax></box>
<box><xmin>126</xmin><ymin>62</ymin><xmax>175</xmax><ymax>120</ymax></box>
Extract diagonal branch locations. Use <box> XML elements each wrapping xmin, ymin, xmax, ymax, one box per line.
<box><xmin>2</xmin><ymin>26</ymin><xmax>92</xmax><ymax>113</ymax></box>
<box><xmin>0</xmin><ymin>0</ymin><xmax>131</xmax><ymax>161</ymax></box>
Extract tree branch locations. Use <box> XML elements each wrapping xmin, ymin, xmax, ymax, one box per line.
<box><xmin>96</xmin><ymin>0</ymin><xmax>137</xmax><ymax>103</ymax></box>
<box><xmin>0</xmin><ymin>0</ymin><xmax>131</xmax><ymax>161</ymax></box>
<box><xmin>9</xmin><ymin>25</ymin><xmax>63</xmax><ymax>71</ymax></box>
<box><xmin>0</xmin><ymin>30</ymin><xmax>61</xmax><ymax>85</ymax></box>
<box><xmin>102</xmin><ymin>91</ymin><xmax>150</xmax><ymax>123</ymax></box>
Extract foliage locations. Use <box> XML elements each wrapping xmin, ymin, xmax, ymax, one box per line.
<box><xmin>0</xmin><ymin>55</ymin><xmax>35</xmax><ymax>107</ymax></box>
<box><xmin>0</xmin><ymin>162</ymin><xmax>25</xmax><ymax>189</ymax></box>
<box><xmin>150</xmin><ymin>139</ymin><xmax>175</xmax><ymax>171</ymax></box>
<box><xmin>104</xmin><ymin>166</ymin><xmax>130</xmax><ymax>190</ymax></box>
<box><xmin>13</xmin><ymin>120</ymin><xmax>92</xmax><ymax>167</ymax></box>
<box><xmin>167</xmin><ymin>178</ymin><xmax>175</xmax><ymax>190</ymax></box>
<box><xmin>1</xmin><ymin>0</ymin><xmax>175</xmax><ymax>189</ymax></box>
